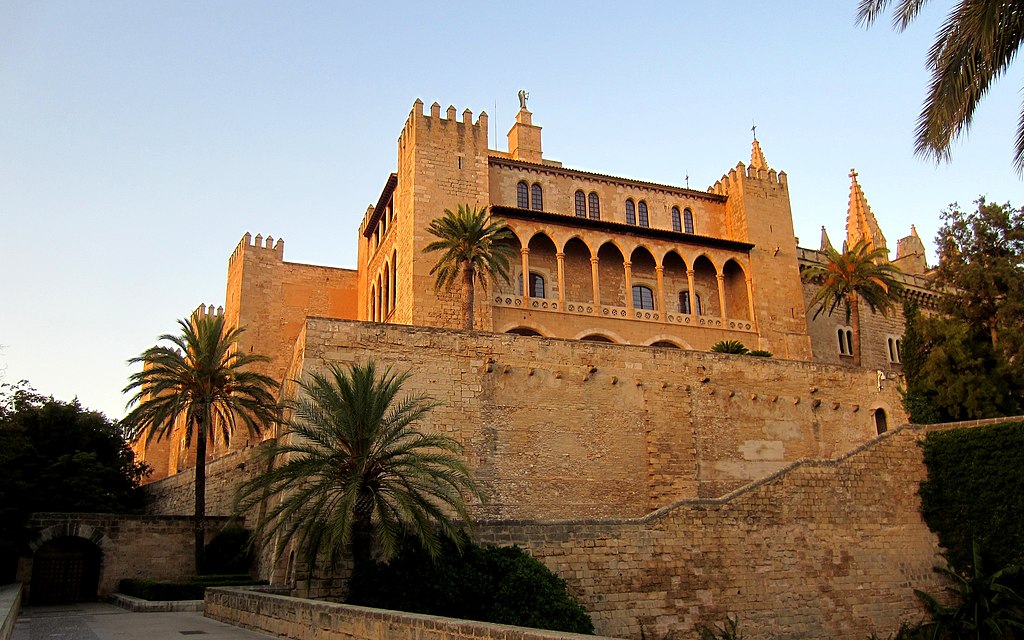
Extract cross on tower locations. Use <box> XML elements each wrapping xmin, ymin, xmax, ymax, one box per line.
<box><xmin>850</xmin><ymin>168</ymin><xmax>858</xmax><ymax>180</ymax></box>
<box><xmin>751</xmin><ymin>121</ymin><xmax>757</xmax><ymax>140</ymax></box>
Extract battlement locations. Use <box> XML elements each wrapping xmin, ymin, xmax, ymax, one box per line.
<box><xmin>710</xmin><ymin>161</ymin><xmax>788</xmax><ymax>196</ymax></box>
<box><xmin>228</xmin><ymin>232</ymin><xmax>284</xmax><ymax>265</ymax></box>
<box><xmin>398</xmin><ymin>98</ymin><xmax>489</xmax><ymax>147</ymax></box>
<box><xmin>191</xmin><ymin>302</ymin><xmax>224</xmax><ymax>320</ymax></box>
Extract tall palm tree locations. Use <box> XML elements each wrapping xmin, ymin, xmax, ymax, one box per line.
<box><xmin>122</xmin><ymin>314</ymin><xmax>279</xmax><ymax>573</ymax></box>
<box><xmin>235</xmin><ymin>361</ymin><xmax>483</xmax><ymax>578</ymax></box>
<box><xmin>424</xmin><ymin>204</ymin><xmax>516</xmax><ymax>331</ymax></box>
<box><xmin>803</xmin><ymin>240</ymin><xmax>904</xmax><ymax>367</ymax></box>
<box><xmin>857</xmin><ymin>0</ymin><xmax>1024</xmax><ymax>173</ymax></box>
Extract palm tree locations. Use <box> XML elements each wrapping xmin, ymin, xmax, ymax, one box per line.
<box><xmin>802</xmin><ymin>240</ymin><xmax>904</xmax><ymax>367</ymax></box>
<box><xmin>122</xmin><ymin>313</ymin><xmax>279</xmax><ymax>573</ymax></box>
<box><xmin>857</xmin><ymin>0</ymin><xmax>1024</xmax><ymax>173</ymax></box>
<box><xmin>235</xmin><ymin>361</ymin><xmax>483</xmax><ymax>578</ymax></box>
<box><xmin>424</xmin><ymin>204</ymin><xmax>516</xmax><ymax>331</ymax></box>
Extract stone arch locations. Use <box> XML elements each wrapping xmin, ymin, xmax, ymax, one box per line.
<box><xmin>722</xmin><ymin>258</ymin><xmax>749</xmax><ymax>321</ymax></box>
<box><xmin>30</xmin><ymin>522</ymin><xmax>113</xmax><ymax>554</ymax></box>
<box><xmin>630</xmin><ymin>246</ymin><xmax>658</xmax><ymax>310</ymax></box>
<box><xmin>870</xmin><ymin>403</ymin><xmax>893</xmax><ymax>435</ymax></box>
<box><xmin>494</xmin><ymin>233</ymin><xmax>524</xmax><ymax>297</ymax></box>
<box><xmin>645</xmin><ymin>335</ymin><xmax>689</xmax><ymax>349</ymax></box>
<box><xmin>691</xmin><ymin>255</ymin><xmax>720</xmax><ymax>318</ymax></box>
<box><xmin>662</xmin><ymin>250</ymin><xmax>690</xmax><ymax>314</ymax></box>
<box><xmin>597</xmin><ymin>242</ymin><xmax>627</xmax><ymax>308</ymax></box>
<box><xmin>573</xmin><ymin>329</ymin><xmax>626</xmax><ymax>344</ymax></box>
<box><xmin>562</xmin><ymin>237</ymin><xmax>593</xmax><ymax>305</ymax></box>
<box><xmin>525</xmin><ymin>233</ymin><xmax>558</xmax><ymax>300</ymax></box>
<box><xmin>505</xmin><ymin>326</ymin><xmax>545</xmax><ymax>337</ymax></box>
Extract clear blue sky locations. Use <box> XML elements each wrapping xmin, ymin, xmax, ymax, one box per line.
<box><xmin>2</xmin><ymin>1</ymin><xmax>1022</xmax><ymax>419</ymax></box>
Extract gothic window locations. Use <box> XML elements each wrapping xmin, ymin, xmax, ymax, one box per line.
<box><xmin>632</xmin><ymin>285</ymin><xmax>655</xmax><ymax>310</ymax></box>
<box><xmin>517</xmin><ymin>181</ymin><xmax>529</xmax><ymax>209</ymax></box>
<box><xmin>679</xmin><ymin>290</ymin><xmax>691</xmax><ymax>314</ymax></box>
<box><xmin>838</xmin><ymin>327</ymin><xmax>854</xmax><ymax>356</ymax></box>
<box><xmin>625</xmin><ymin>199</ymin><xmax>636</xmax><ymax>225</ymax></box>
<box><xmin>531</xmin><ymin>183</ymin><xmax>543</xmax><ymax>211</ymax></box>
<box><xmin>874</xmin><ymin>408</ymin><xmax>888</xmax><ymax>435</ymax></box>
<box><xmin>575</xmin><ymin>191</ymin><xmax>586</xmax><ymax>217</ymax></box>
<box><xmin>684</xmin><ymin>208</ymin><xmax>695</xmax><ymax>233</ymax></box>
<box><xmin>588</xmin><ymin>192</ymin><xmax>600</xmax><ymax>219</ymax></box>
<box><xmin>672</xmin><ymin>207</ymin><xmax>682</xmax><ymax>232</ymax></box>
<box><xmin>517</xmin><ymin>272</ymin><xmax>546</xmax><ymax>298</ymax></box>
<box><xmin>638</xmin><ymin>201</ymin><xmax>649</xmax><ymax>227</ymax></box>
<box><xmin>390</xmin><ymin>250</ymin><xmax>397</xmax><ymax>310</ymax></box>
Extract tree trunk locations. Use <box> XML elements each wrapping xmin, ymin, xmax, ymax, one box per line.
<box><xmin>351</xmin><ymin>509</ymin><xmax>373</xmax><ymax>576</ymax></box>
<box><xmin>194</xmin><ymin>417</ymin><xmax>207</xmax><ymax>575</ymax></box>
<box><xmin>463</xmin><ymin>262</ymin><xmax>475</xmax><ymax>331</ymax></box>
<box><xmin>850</xmin><ymin>292</ymin><xmax>862</xmax><ymax>368</ymax></box>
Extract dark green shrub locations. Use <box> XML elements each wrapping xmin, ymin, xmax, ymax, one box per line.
<box><xmin>747</xmin><ymin>350</ymin><xmax>772</xmax><ymax>358</ymax></box>
<box><xmin>203</xmin><ymin>526</ymin><xmax>254</xmax><ymax>575</ymax></box>
<box><xmin>347</xmin><ymin>535</ymin><xmax>594</xmax><ymax>634</ymax></box>
<box><xmin>919</xmin><ymin>422</ymin><xmax>1024</xmax><ymax>572</ymax></box>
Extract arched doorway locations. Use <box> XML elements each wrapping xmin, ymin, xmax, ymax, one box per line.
<box><xmin>30</xmin><ymin>536</ymin><xmax>101</xmax><ymax>604</ymax></box>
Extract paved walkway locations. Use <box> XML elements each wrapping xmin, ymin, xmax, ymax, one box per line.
<box><xmin>13</xmin><ymin>602</ymin><xmax>279</xmax><ymax>640</ymax></box>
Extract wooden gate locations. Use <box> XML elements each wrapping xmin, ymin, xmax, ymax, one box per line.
<box><xmin>30</xmin><ymin>537</ymin><xmax>101</xmax><ymax>604</ymax></box>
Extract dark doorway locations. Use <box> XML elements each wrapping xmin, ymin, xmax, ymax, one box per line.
<box><xmin>874</xmin><ymin>409</ymin><xmax>888</xmax><ymax>435</ymax></box>
<box><xmin>30</xmin><ymin>537</ymin><xmax>101</xmax><ymax>604</ymax></box>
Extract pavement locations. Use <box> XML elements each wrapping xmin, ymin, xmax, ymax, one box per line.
<box><xmin>12</xmin><ymin>602</ymin><xmax>280</xmax><ymax>640</ymax></box>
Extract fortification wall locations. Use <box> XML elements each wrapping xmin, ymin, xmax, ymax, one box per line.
<box><xmin>292</xmin><ymin>319</ymin><xmax>905</xmax><ymax>516</ymax></box>
<box><xmin>477</xmin><ymin>424</ymin><xmax>945</xmax><ymax>640</ymax></box>
<box><xmin>142</xmin><ymin>445</ymin><xmax>269</xmax><ymax>516</ymax></box>
<box><xmin>803</xmin><ymin>280</ymin><xmax>907</xmax><ymax>372</ymax></box>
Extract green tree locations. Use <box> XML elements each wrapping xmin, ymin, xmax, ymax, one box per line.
<box><xmin>424</xmin><ymin>204</ymin><xmax>516</xmax><ymax>331</ymax></box>
<box><xmin>802</xmin><ymin>239</ymin><xmax>904</xmax><ymax>367</ymax></box>
<box><xmin>0</xmin><ymin>382</ymin><xmax>149</xmax><ymax>581</ymax></box>
<box><xmin>858</xmin><ymin>0</ymin><xmax>1024</xmax><ymax>172</ymax></box>
<box><xmin>122</xmin><ymin>314</ymin><xmax>279</xmax><ymax>573</ymax></box>
<box><xmin>935</xmin><ymin>198</ymin><xmax>1024</xmax><ymax>356</ymax></box>
<box><xmin>235</xmin><ymin>361</ymin><xmax>483</xmax><ymax>578</ymax></box>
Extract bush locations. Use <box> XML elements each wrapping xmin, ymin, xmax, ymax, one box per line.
<box><xmin>118</xmin><ymin>575</ymin><xmax>267</xmax><ymax>601</ymax></box>
<box><xmin>203</xmin><ymin>526</ymin><xmax>254</xmax><ymax>575</ymax></box>
<box><xmin>710</xmin><ymin>341</ymin><xmax>748</xmax><ymax>355</ymax></box>
<box><xmin>919</xmin><ymin>422</ymin><xmax>1024</xmax><ymax>572</ymax></box>
<box><xmin>747</xmin><ymin>350</ymin><xmax>772</xmax><ymax>358</ymax></box>
<box><xmin>347</xmin><ymin>535</ymin><xmax>594</xmax><ymax>634</ymax></box>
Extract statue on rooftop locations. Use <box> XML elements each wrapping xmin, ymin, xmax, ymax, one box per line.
<box><xmin>518</xmin><ymin>89</ymin><xmax>529</xmax><ymax>110</ymax></box>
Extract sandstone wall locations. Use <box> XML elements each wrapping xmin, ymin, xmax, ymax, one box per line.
<box><xmin>293</xmin><ymin>319</ymin><xmax>905</xmax><ymax>517</ymax></box>
<box><xmin>142</xmin><ymin>445</ymin><xmax>270</xmax><ymax>516</ymax></box>
<box><xmin>477</xmin><ymin>424</ymin><xmax>945</xmax><ymax>640</ymax></box>
<box><xmin>17</xmin><ymin>513</ymin><xmax>235</xmax><ymax>597</ymax></box>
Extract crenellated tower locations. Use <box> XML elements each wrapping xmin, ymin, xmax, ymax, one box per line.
<box><xmin>710</xmin><ymin>137</ymin><xmax>812</xmax><ymax>359</ymax></box>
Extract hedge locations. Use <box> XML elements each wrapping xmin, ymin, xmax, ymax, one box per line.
<box><xmin>118</xmin><ymin>575</ymin><xmax>267</xmax><ymax>601</ymax></box>
<box><xmin>919</xmin><ymin>421</ymin><xmax>1024</xmax><ymax>572</ymax></box>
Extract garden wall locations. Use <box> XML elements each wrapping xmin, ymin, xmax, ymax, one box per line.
<box><xmin>205</xmin><ymin>587</ymin><xmax>621</xmax><ymax>640</ymax></box>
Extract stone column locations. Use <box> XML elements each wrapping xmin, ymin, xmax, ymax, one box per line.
<box><xmin>745</xmin><ymin>277</ymin><xmax>755</xmax><ymax>325</ymax></box>
<box><xmin>717</xmin><ymin>273</ymin><xmax>727</xmax><ymax>319</ymax></box>
<box><xmin>655</xmin><ymin>265</ymin><xmax>665</xmax><ymax>314</ymax></box>
<box><xmin>624</xmin><ymin>261</ymin><xmax>633</xmax><ymax>313</ymax></box>
<box><xmin>591</xmin><ymin>257</ymin><xmax>601</xmax><ymax>311</ymax></box>
<box><xmin>520</xmin><ymin>248</ymin><xmax>530</xmax><ymax>303</ymax></box>
<box><xmin>556</xmin><ymin>252</ymin><xmax>565</xmax><ymax>308</ymax></box>
<box><xmin>686</xmin><ymin>269</ymin><xmax>696</xmax><ymax>318</ymax></box>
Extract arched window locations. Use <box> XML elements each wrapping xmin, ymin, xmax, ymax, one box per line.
<box><xmin>531</xmin><ymin>183</ymin><xmax>543</xmax><ymax>211</ymax></box>
<box><xmin>638</xmin><ymin>201</ymin><xmax>649</xmax><ymax>227</ymax></box>
<box><xmin>370</xmin><ymin>284</ymin><xmax>377</xmax><ymax>322</ymax></box>
<box><xmin>588</xmin><ymin>192</ymin><xmax>600</xmax><ymax>219</ymax></box>
<box><xmin>671</xmin><ymin>207</ymin><xmax>682</xmax><ymax>232</ymax></box>
<box><xmin>516</xmin><ymin>181</ymin><xmax>529</xmax><ymax>209</ymax></box>
<box><xmin>887</xmin><ymin>337</ymin><xmax>903</xmax><ymax>363</ymax></box>
<box><xmin>625</xmin><ymin>199</ymin><xmax>636</xmax><ymax>225</ymax></box>
<box><xmin>684</xmin><ymin>208</ymin><xmax>695</xmax><ymax>234</ymax></box>
<box><xmin>517</xmin><ymin>272</ymin><xmax>546</xmax><ymax>298</ymax></box>
<box><xmin>575</xmin><ymin>191</ymin><xmax>586</xmax><ymax>217</ymax></box>
<box><xmin>390</xmin><ymin>250</ymin><xmax>397</xmax><ymax>310</ymax></box>
<box><xmin>679</xmin><ymin>290</ymin><xmax>691</xmax><ymax>314</ymax></box>
<box><xmin>382</xmin><ymin>264</ymin><xmax>390</xmax><ymax>317</ymax></box>
<box><xmin>838</xmin><ymin>328</ymin><xmax>854</xmax><ymax>356</ymax></box>
<box><xmin>632</xmin><ymin>285</ymin><xmax>655</xmax><ymax>310</ymax></box>
<box><xmin>695</xmin><ymin>293</ymin><xmax>703</xmax><ymax>316</ymax></box>
<box><xmin>874</xmin><ymin>408</ymin><xmax>888</xmax><ymax>435</ymax></box>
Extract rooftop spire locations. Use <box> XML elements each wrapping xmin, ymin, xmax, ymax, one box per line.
<box><xmin>845</xmin><ymin>168</ymin><xmax>887</xmax><ymax>258</ymax></box>
<box><xmin>750</xmin><ymin>138</ymin><xmax>770</xmax><ymax>171</ymax></box>
<box><xmin>820</xmin><ymin>226</ymin><xmax>833</xmax><ymax>252</ymax></box>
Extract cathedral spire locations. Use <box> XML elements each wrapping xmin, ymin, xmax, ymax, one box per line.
<box><xmin>750</xmin><ymin>130</ymin><xmax>770</xmax><ymax>171</ymax></box>
<box><xmin>845</xmin><ymin>168</ymin><xmax>887</xmax><ymax>258</ymax></box>
<box><xmin>820</xmin><ymin>226</ymin><xmax>833</xmax><ymax>252</ymax></box>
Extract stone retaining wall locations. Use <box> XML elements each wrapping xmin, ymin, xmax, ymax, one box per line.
<box><xmin>0</xmin><ymin>584</ymin><xmax>21</xmax><ymax>640</ymax></box>
<box><xmin>205</xmin><ymin>587</ymin><xmax>621</xmax><ymax>640</ymax></box>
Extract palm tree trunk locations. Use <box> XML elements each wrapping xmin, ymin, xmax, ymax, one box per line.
<box><xmin>463</xmin><ymin>262</ymin><xmax>475</xmax><ymax>331</ymax></box>
<box><xmin>850</xmin><ymin>293</ymin><xmax>862</xmax><ymax>368</ymax></box>
<box><xmin>351</xmin><ymin>509</ymin><xmax>373</xmax><ymax>575</ymax></box>
<box><xmin>194</xmin><ymin>417</ymin><xmax>207</xmax><ymax>575</ymax></box>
